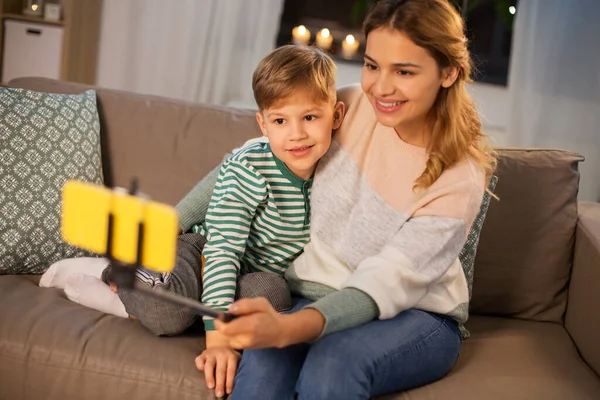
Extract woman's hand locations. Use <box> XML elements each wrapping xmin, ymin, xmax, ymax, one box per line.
<box><xmin>195</xmin><ymin>346</ymin><xmax>240</xmax><ymax>398</ymax></box>
<box><xmin>215</xmin><ymin>297</ymin><xmax>326</xmax><ymax>349</ymax></box>
<box><xmin>215</xmin><ymin>297</ymin><xmax>287</xmax><ymax>349</ymax></box>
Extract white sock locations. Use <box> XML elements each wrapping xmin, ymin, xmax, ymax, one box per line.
<box><xmin>40</xmin><ymin>257</ymin><xmax>110</xmax><ymax>289</ymax></box>
<box><xmin>64</xmin><ymin>274</ymin><xmax>128</xmax><ymax>318</ymax></box>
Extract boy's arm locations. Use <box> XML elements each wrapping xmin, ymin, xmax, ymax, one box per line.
<box><xmin>201</xmin><ymin>159</ymin><xmax>267</xmax><ymax>330</ymax></box>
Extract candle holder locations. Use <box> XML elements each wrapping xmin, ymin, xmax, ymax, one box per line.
<box><xmin>23</xmin><ymin>0</ymin><xmax>44</xmax><ymax>17</ymax></box>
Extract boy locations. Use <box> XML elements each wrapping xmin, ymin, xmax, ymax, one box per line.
<box><xmin>197</xmin><ymin>44</ymin><xmax>345</xmax><ymax>329</ymax></box>
<box><xmin>57</xmin><ymin>44</ymin><xmax>344</xmax><ymax>376</ymax></box>
<box><xmin>191</xmin><ymin>45</ymin><xmax>344</xmax><ymax>395</ymax></box>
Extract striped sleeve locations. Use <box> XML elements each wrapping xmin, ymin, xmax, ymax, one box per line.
<box><xmin>201</xmin><ymin>158</ymin><xmax>267</xmax><ymax>329</ymax></box>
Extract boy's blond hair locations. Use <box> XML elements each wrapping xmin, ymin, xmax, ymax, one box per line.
<box><xmin>252</xmin><ymin>45</ymin><xmax>337</xmax><ymax>111</ymax></box>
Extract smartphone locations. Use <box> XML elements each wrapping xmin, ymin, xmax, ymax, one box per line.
<box><xmin>61</xmin><ymin>179</ymin><xmax>235</xmax><ymax>322</ymax></box>
<box><xmin>61</xmin><ymin>180</ymin><xmax>178</xmax><ymax>273</ymax></box>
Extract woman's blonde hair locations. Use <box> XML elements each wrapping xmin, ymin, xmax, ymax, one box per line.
<box><xmin>363</xmin><ymin>0</ymin><xmax>497</xmax><ymax>190</ymax></box>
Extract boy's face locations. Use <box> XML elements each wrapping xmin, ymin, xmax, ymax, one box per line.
<box><xmin>256</xmin><ymin>90</ymin><xmax>345</xmax><ymax>180</ymax></box>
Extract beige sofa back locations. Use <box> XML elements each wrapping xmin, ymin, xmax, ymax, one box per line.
<box><xmin>8</xmin><ymin>77</ymin><xmax>260</xmax><ymax>205</ymax></box>
<box><xmin>8</xmin><ymin>78</ymin><xmax>583</xmax><ymax>325</ymax></box>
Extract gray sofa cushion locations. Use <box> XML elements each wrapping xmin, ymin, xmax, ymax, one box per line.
<box><xmin>471</xmin><ymin>149</ymin><xmax>583</xmax><ymax>323</ymax></box>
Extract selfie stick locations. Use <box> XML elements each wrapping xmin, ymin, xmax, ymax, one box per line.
<box><xmin>103</xmin><ymin>179</ymin><xmax>236</xmax><ymax>323</ymax></box>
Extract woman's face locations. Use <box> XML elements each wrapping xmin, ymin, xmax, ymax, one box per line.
<box><xmin>361</xmin><ymin>27</ymin><xmax>456</xmax><ymax>137</ymax></box>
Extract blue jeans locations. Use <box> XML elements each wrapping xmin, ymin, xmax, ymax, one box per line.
<box><xmin>229</xmin><ymin>298</ymin><xmax>461</xmax><ymax>400</ymax></box>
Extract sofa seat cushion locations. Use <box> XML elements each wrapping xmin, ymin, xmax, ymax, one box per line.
<box><xmin>379</xmin><ymin>316</ymin><xmax>600</xmax><ymax>400</ymax></box>
<box><xmin>0</xmin><ymin>275</ymin><xmax>209</xmax><ymax>400</ymax></box>
<box><xmin>2</xmin><ymin>275</ymin><xmax>599</xmax><ymax>400</ymax></box>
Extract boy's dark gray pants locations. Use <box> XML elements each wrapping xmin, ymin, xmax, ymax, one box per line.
<box><xmin>106</xmin><ymin>233</ymin><xmax>292</xmax><ymax>336</ymax></box>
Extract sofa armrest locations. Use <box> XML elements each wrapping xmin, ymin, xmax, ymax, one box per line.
<box><xmin>566</xmin><ymin>202</ymin><xmax>600</xmax><ymax>377</ymax></box>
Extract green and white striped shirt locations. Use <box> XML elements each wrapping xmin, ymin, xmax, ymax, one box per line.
<box><xmin>193</xmin><ymin>141</ymin><xmax>312</xmax><ymax>329</ymax></box>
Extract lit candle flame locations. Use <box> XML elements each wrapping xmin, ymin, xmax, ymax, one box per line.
<box><xmin>345</xmin><ymin>35</ymin><xmax>356</xmax><ymax>45</ymax></box>
<box><xmin>292</xmin><ymin>25</ymin><xmax>311</xmax><ymax>45</ymax></box>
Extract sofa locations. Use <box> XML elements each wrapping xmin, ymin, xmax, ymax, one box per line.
<box><xmin>1</xmin><ymin>77</ymin><xmax>599</xmax><ymax>400</ymax></box>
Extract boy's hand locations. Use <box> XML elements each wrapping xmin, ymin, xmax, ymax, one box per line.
<box><xmin>196</xmin><ymin>347</ymin><xmax>240</xmax><ymax>397</ymax></box>
<box><xmin>196</xmin><ymin>331</ymin><xmax>240</xmax><ymax>397</ymax></box>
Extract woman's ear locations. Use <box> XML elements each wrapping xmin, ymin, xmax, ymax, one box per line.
<box><xmin>332</xmin><ymin>101</ymin><xmax>346</xmax><ymax>130</ymax></box>
<box><xmin>441</xmin><ymin>66</ymin><xmax>459</xmax><ymax>88</ymax></box>
<box><xmin>255</xmin><ymin>112</ymin><xmax>269</xmax><ymax>137</ymax></box>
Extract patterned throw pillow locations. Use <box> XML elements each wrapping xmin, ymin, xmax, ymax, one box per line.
<box><xmin>457</xmin><ymin>175</ymin><xmax>498</xmax><ymax>338</ymax></box>
<box><xmin>0</xmin><ymin>88</ymin><xmax>104</xmax><ymax>275</ymax></box>
<box><xmin>460</xmin><ymin>175</ymin><xmax>499</xmax><ymax>300</ymax></box>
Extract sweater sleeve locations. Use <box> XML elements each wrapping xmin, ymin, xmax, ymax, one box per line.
<box><xmin>201</xmin><ymin>159</ymin><xmax>267</xmax><ymax>329</ymax></box>
<box><xmin>175</xmin><ymin>153</ymin><xmax>232</xmax><ymax>232</ymax></box>
<box><xmin>175</xmin><ymin>138</ymin><xmax>270</xmax><ymax>232</ymax></box>
<box><xmin>307</xmin><ymin>178</ymin><xmax>483</xmax><ymax>336</ymax></box>
<box><xmin>341</xmin><ymin>215</ymin><xmax>466</xmax><ymax>319</ymax></box>
<box><xmin>306</xmin><ymin>288</ymin><xmax>379</xmax><ymax>337</ymax></box>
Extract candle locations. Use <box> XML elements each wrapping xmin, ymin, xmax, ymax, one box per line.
<box><xmin>292</xmin><ymin>25</ymin><xmax>311</xmax><ymax>46</ymax></box>
<box><xmin>341</xmin><ymin>34</ymin><xmax>359</xmax><ymax>59</ymax></box>
<box><xmin>23</xmin><ymin>0</ymin><xmax>44</xmax><ymax>17</ymax></box>
<box><xmin>315</xmin><ymin>28</ymin><xmax>333</xmax><ymax>50</ymax></box>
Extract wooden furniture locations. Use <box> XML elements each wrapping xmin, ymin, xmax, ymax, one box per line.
<box><xmin>0</xmin><ymin>0</ymin><xmax>102</xmax><ymax>85</ymax></box>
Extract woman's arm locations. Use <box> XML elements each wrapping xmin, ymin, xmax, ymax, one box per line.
<box><xmin>175</xmin><ymin>85</ymin><xmax>360</xmax><ymax>232</ymax></box>
<box><xmin>340</xmin><ymin>178</ymin><xmax>483</xmax><ymax>320</ymax></box>
<box><xmin>175</xmin><ymin>137</ymin><xmax>271</xmax><ymax>232</ymax></box>
<box><xmin>214</xmin><ymin>226</ymin><xmax>467</xmax><ymax>349</ymax></box>
<box><xmin>216</xmin><ymin>176</ymin><xmax>485</xmax><ymax>348</ymax></box>
<box><xmin>215</xmin><ymin>298</ymin><xmax>326</xmax><ymax>349</ymax></box>
<box><xmin>301</xmin><ymin>288</ymin><xmax>379</xmax><ymax>338</ymax></box>
<box><xmin>176</xmin><ymin>153</ymin><xmax>230</xmax><ymax>232</ymax></box>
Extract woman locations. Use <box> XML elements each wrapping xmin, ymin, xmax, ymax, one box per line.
<box><xmin>186</xmin><ymin>0</ymin><xmax>496</xmax><ymax>398</ymax></box>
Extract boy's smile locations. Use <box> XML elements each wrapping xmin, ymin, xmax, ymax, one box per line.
<box><xmin>287</xmin><ymin>144</ymin><xmax>314</xmax><ymax>158</ymax></box>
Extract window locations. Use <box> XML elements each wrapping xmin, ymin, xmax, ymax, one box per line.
<box><xmin>275</xmin><ymin>0</ymin><xmax>518</xmax><ymax>85</ymax></box>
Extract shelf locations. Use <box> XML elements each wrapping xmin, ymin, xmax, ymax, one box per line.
<box><xmin>2</xmin><ymin>13</ymin><xmax>64</xmax><ymax>27</ymax></box>
<box><xmin>0</xmin><ymin>0</ymin><xmax>102</xmax><ymax>84</ymax></box>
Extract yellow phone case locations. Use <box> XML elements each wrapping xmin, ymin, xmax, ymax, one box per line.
<box><xmin>142</xmin><ymin>201</ymin><xmax>178</xmax><ymax>273</ymax></box>
<box><xmin>62</xmin><ymin>180</ymin><xmax>111</xmax><ymax>254</ymax></box>
<box><xmin>111</xmin><ymin>191</ymin><xmax>144</xmax><ymax>264</ymax></box>
<box><xmin>61</xmin><ymin>180</ymin><xmax>178</xmax><ymax>273</ymax></box>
